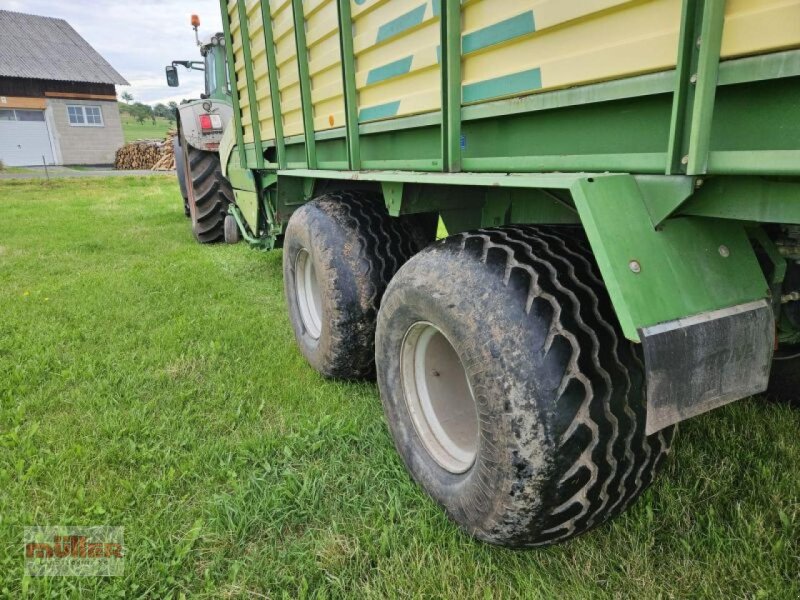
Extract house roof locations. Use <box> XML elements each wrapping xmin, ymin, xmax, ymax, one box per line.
<box><xmin>0</xmin><ymin>10</ymin><xmax>128</xmax><ymax>85</ymax></box>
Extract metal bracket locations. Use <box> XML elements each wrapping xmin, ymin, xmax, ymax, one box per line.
<box><xmin>570</xmin><ymin>174</ymin><xmax>769</xmax><ymax>341</ymax></box>
<box><xmin>635</xmin><ymin>174</ymin><xmax>696</xmax><ymax>227</ymax></box>
<box><xmin>381</xmin><ymin>181</ymin><xmax>404</xmax><ymax>216</ymax></box>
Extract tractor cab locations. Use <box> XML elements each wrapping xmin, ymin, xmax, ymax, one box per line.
<box><xmin>165</xmin><ymin>15</ymin><xmax>229</xmax><ymax>102</ymax></box>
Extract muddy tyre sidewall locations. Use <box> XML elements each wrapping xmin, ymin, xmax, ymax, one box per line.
<box><xmin>376</xmin><ymin>228</ymin><xmax>674</xmax><ymax>547</ymax></box>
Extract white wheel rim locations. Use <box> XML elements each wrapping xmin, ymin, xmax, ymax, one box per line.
<box><xmin>401</xmin><ymin>322</ymin><xmax>479</xmax><ymax>473</ymax></box>
<box><xmin>295</xmin><ymin>248</ymin><xmax>322</xmax><ymax>339</ymax></box>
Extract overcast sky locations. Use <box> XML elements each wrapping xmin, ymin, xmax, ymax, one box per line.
<box><xmin>3</xmin><ymin>0</ymin><xmax>223</xmax><ymax>105</ymax></box>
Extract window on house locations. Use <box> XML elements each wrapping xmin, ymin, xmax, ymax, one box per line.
<box><xmin>0</xmin><ymin>109</ymin><xmax>45</xmax><ymax>121</ymax></box>
<box><xmin>67</xmin><ymin>105</ymin><xmax>104</xmax><ymax>127</ymax></box>
<box><xmin>16</xmin><ymin>110</ymin><xmax>45</xmax><ymax>122</ymax></box>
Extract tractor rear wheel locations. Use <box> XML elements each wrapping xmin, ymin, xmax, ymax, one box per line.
<box><xmin>375</xmin><ymin>226</ymin><xmax>674</xmax><ymax>547</ymax></box>
<box><xmin>182</xmin><ymin>139</ymin><xmax>233</xmax><ymax>244</ymax></box>
<box><xmin>282</xmin><ymin>192</ymin><xmax>425</xmax><ymax>379</ymax></box>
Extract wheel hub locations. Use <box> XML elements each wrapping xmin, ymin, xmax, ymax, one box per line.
<box><xmin>295</xmin><ymin>248</ymin><xmax>322</xmax><ymax>339</ymax></box>
<box><xmin>400</xmin><ymin>322</ymin><xmax>479</xmax><ymax>473</ymax></box>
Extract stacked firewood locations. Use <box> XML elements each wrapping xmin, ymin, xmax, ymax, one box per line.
<box><xmin>114</xmin><ymin>139</ymin><xmax>164</xmax><ymax>170</ymax></box>
<box><xmin>152</xmin><ymin>131</ymin><xmax>178</xmax><ymax>171</ymax></box>
<box><xmin>114</xmin><ymin>130</ymin><xmax>178</xmax><ymax>171</ymax></box>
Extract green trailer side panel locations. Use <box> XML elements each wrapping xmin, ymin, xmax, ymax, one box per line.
<box><xmin>460</xmin><ymin>93</ymin><xmax>674</xmax><ymax>173</ymax></box>
<box><xmin>571</xmin><ymin>175</ymin><xmax>769</xmax><ymax>341</ymax></box>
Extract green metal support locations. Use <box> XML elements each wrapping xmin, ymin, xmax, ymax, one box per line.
<box><xmin>219</xmin><ymin>0</ymin><xmax>247</xmax><ymax>168</ymax></box>
<box><xmin>237</xmin><ymin>0</ymin><xmax>265</xmax><ymax>169</ymax></box>
<box><xmin>440</xmin><ymin>0</ymin><xmax>462</xmax><ymax>172</ymax></box>
<box><xmin>277</xmin><ymin>168</ymin><xmax>595</xmax><ymax>189</ymax></box>
<box><xmin>667</xmin><ymin>0</ymin><xmax>726</xmax><ymax>176</ymax></box>
<box><xmin>260</xmin><ymin>0</ymin><xmax>286</xmax><ymax>168</ymax></box>
<box><xmin>686</xmin><ymin>0</ymin><xmax>725</xmax><ymax>175</ymax></box>
<box><xmin>291</xmin><ymin>0</ymin><xmax>317</xmax><ymax>169</ymax></box>
<box><xmin>570</xmin><ymin>174</ymin><xmax>768</xmax><ymax>341</ymax></box>
<box><xmin>635</xmin><ymin>175</ymin><xmax>696</xmax><ymax>226</ymax></box>
<box><xmin>381</xmin><ymin>181</ymin><xmax>404</xmax><ymax>216</ymax></box>
<box><xmin>337</xmin><ymin>0</ymin><xmax>361</xmax><ymax>170</ymax></box>
<box><xmin>680</xmin><ymin>177</ymin><xmax>800</xmax><ymax>224</ymax></box>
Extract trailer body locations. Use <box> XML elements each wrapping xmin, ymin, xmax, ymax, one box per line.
<box><xmin>213</xmin><ymin>0</ymin><xmax>800</xmax><ymax>546</ymax></box>
<box><xmin>219</xmin><ymin>0</ymin><xmax>798</xmax><ymax>424</ymax></box>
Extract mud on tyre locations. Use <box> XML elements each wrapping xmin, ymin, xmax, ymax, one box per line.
<box><xmin>282</xmin><ymin>192</ymin><xmax>431</xmax><ymax>379</ymax></box>
<box><xmin>375</xmin><ymin>225</ymin><xmax>674</xmax><ymax>547</ymax></box>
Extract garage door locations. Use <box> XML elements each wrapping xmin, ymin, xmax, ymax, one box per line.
<box><xmin>0</xmin><ymin>109</ymin><xmax>55</xmax><ymax>166</ymax></box>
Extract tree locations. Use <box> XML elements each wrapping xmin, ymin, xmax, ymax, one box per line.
<box><xmin>167</xmin><ymin>101</ymin><xmax>179</xmax><ymax>123</ymax></box>
<box><xmin>120</xmin><ymin>91</ymin><xmax>134</xmax><ymax>104</ymax></box>
<box><xmin>130</xmin><ymin>102</ymin><xmax>154</xmax><ymax>125</ymax></box>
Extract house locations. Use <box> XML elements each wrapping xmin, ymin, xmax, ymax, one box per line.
<box><xmin>0</xmin><ymin>10</ymin><xmax>128</xmax><ymax>167</ymax></box>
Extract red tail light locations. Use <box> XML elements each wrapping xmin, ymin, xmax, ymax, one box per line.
<box><xmin>199</xmin><ymin>114</ymin><xmax>213</xmax><ymax>130</ymax></box>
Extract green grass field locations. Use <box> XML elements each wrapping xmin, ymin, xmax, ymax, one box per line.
<box><xmin>0</xmin><ymin>176</ymin><xmax>797</xmax><ymax>598</ymax></box>
<box><xmin>120</xmin><ymin>114</ymin><xmax>174</xmax><ymax>142</ymax></box>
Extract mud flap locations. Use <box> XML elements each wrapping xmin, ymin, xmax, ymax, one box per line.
<box><xmin>640</xmin><ymin>300</ymin><xmax>774</xmax><ymax>434</ymax></box>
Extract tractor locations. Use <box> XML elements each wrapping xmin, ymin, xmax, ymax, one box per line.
<box><xmin>165</xmin><ymin>14</ymin><xmax>238</xmax><ymax>244</ymax></box>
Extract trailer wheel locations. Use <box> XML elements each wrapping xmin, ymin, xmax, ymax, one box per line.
<box><xmin>376</xmin><ymin>226</ymin><xmax>674</xmax><ymax>547</ymax></box>
<box><xmin>765</xmin><ymin>349</ymin><xmax>800</xmax><ymax>406</ymax></box>
<box><xmin>283</xmin><ymin>192</ymin><xmax>422</xmax><ymax>379</ymax></box>
<box><xmin>182</xmin><ymin>138</ymin><xmax>233</xmax><ymax>244</ymax></box>
<box><xmin>223</xmin><ymin>214</ymin><xmax>241</xmax><ymax>245</ymax></box>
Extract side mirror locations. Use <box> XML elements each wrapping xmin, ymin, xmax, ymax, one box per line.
<box><xmin>165</xmin><ymin>65</ymin><xmax>179</xmax><ymax>87</ymax></box>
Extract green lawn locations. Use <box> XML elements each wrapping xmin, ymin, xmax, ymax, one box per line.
<box><xmin>120</xmin><ymin>114</ymin><xmax>174</xmax><ymax>142</ymax></box>
<box><xmin>0</xmin><ymin>166</ymin><xmax>35</xmax><ymax>174</ymax></box>
<box><xmin>0</xmin><ymin>177</ymin><xmax>798</xmax><ymax>598</ymax></box>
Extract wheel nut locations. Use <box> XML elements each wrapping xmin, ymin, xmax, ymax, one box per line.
<box><xmin>719</xmin><ymin>245</ymin><xmax>730</xmax><ymax>258</ymax></box>
<box><xmin>629</xmin><ymin>260</ymin><xmax>642</xmax><ymax>274</ymax></box>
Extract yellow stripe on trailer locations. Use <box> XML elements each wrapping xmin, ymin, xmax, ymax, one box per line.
<box><xmin>303</xmin><ymin>0</ymin><xmax>346</xmax><ymax>131</ymax></box>
<box><xmin>353</xmin><ymin>0</ymin><xmax>441</xmax><ymax>122</ymax></box>
<box><xmin>461</xmin><ymin>0</ymin><xmax>682</xmax><ymax>105</ymax></box>
<box><xmin>244</xmin><ymin>0</ymin><xmax>276</xmax><ymax>145</ymax></box>
<box><xmin>460</xmin><ymin>0</ymin><xmax>800</xmax><ymax>106</ymax></box>
<box><xmin>270</xmin><ymin>0</ymin><xmax>305</xmax><ymax>137</ymax></box>
<box><xmin>722</xmin><ymin>0</ymin><xmax>800</xmax><ymax>59</ymax></box>
<box><xmin>228</xmin><ymin>1</ymin><xmax>256</xmax><ymax>144</ymax></box>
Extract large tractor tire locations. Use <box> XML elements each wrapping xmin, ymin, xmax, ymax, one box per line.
<box><xmin>182</xmin><ymin>140</ymin><xmax>234</xmax><ymax>244</ymax></box>
<box><xmin>375</xmin><ymin>226</ymin><xmax>674</xmax><ymax>547</ymax></box>
<box><xmin>174</xmin><ymin>134</ymin><xmax>190</xmax><ymax>217</ymax></box>
<box><xmin>765</xmin><ymin>348</ymin><xmax>800</xmax><ymax>406</ymax></box>
<box><xmin>282</xmin><ymin>192</ymin><xmax>426</xmax><ymax>379</ymax></box>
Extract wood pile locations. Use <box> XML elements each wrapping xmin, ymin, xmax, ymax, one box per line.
<box><xmin>152</xmin><ymin>131</ymin><xmax>177</xmax><ymax>171</ymax></box>
<box><xmin>114</xmin><ymin>130</ymin><xmax>177</xmax><ymax>171</ymax></box>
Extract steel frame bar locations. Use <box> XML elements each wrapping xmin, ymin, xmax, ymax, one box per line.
<box><xmin>291</xmin><ymin>0</ymin><xmax>317</xmax><ymax>169</ymax></box>
<box><xmin>440</xmin><ymin>0</ymin><xmax>462</xmax><ymax>172</ymax></box>
<box><xmin>237</xmin><ymin>0</ymin><xmax>265</xmax><ymax>169</ymax></box>
<box><xmin>219</xmin><ymin>0</ymin><xmax>247</xmax><ymax>167</ymax></box>
<box><xmin>337</xmin><ymin>0</ymin><xmax>361</xmax><ymax>170</ymax></box>
<box><xmin>260</xmin><ymin>0</ymin><xmax>286</xmax><ymax>168</ymax></box>
<box><xmin>667</xmin><ymin>0</ymin><xmax>726</xmax><ymax>175</ymax></box>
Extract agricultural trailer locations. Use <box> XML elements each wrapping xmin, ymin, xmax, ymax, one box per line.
<box><xmin>166</xmin><ymin>14</ymin><xmax>240</xmax><ymax>243</ymax></box>
<box><xmin>197</xmin><ymin>0</ymin><xmax>800</xmax><ymax>547</ymax></box>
